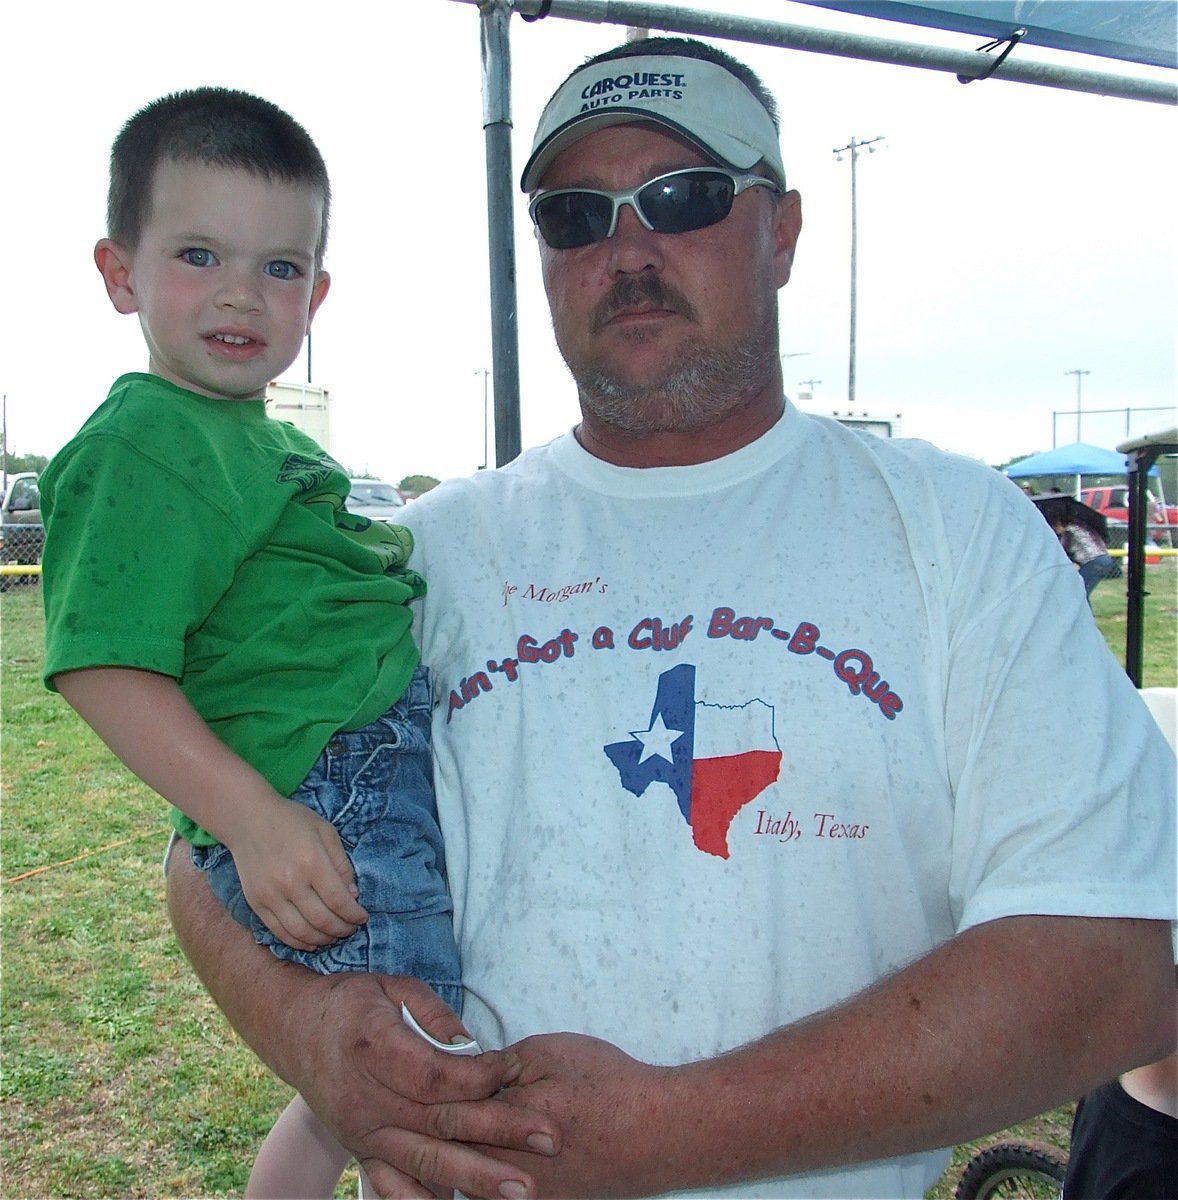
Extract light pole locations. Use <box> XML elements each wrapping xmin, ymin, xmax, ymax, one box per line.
<box><xmin>834</xmin><ymin>136</ymin><xmax>884</xmax><ymax>405</ymax></box>
<box><xmin>1064</xmin><ymin>369</ymin><xmax>1090</xmax><ymax>442</ymax></box>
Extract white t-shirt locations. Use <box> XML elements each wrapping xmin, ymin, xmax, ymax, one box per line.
<box><xmin>403</xmin><ymin>405</ymin><xmax>1176</xmax><ymax>1199</ymax></box>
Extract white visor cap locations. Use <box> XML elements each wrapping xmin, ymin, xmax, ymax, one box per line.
<box><xmin>521</xmin><ymin>55</ymin><xmax>786</xmax><ymax>193</ymax></box>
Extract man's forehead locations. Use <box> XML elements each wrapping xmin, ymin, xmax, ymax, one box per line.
<box><xmin>536</xmin><ymin>122</ymin><xmax>719</xmax><ymax>189</ymax></box>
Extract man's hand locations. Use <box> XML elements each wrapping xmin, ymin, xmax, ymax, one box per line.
<box><xmin>53</xmin><ymin>666</ymin><xmax>368</xmax><ymax>950</ymax></box>
<box><xmin>227</xmin><ymin>796</ymin><xmax>368</xmax><ymax>950</ymax></box>
<box><xmin>267</xmin><ymin>971</ymin><xmax>564</xmax><ymax>1200</ymax></box>
<box><xmin>483</xmin><ymin>1033</ymin><xmax>672</xmax><ymax>1199</ymax></box>
<box><xmin>167</xmin><ymin>851</ymin><xmax>562</xmax><ymax>1199</ymax></box>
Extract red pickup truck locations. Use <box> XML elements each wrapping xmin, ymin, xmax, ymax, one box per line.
<box><xmin>1079</xmin><ymin>485</ymin><xmax>1178</xmax><ymax>547</ymax></box>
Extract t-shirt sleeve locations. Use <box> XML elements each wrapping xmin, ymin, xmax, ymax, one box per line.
<box><xmin>939</xmin><ymin>493</ymin><xmax>1176</xmax><ymax>931</ymax></box>
<box><xmin>42</xmin><ymin>435</ymin><xmax>247</xmax><ymax>687</ymax></box>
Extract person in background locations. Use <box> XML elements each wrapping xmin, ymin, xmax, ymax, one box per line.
<box><xmin>1037</xmin><ymin>496</ymin><xmax>1120</xmax><ymax>603</ymax></box>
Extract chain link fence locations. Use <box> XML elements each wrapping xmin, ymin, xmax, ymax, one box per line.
<box><xmin>0</xmin><ymin>523</ymin><xmax>44</xmax><ymax>589</ymax></box>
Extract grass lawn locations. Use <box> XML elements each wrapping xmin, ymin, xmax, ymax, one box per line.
<box><xmin>1</xmin><ymin>584</ymin><xmax>303</xmax><ymax>1198</ymax></box>
<box><xmin>3</xmin><ymin>564</ymin><xmax>1175</xmax><ymax>1198</ymax></box>
<box><xmin>1090</xmin><ymin>554</ymin><xmax>1178</xmax><ymax>687</ymax></box>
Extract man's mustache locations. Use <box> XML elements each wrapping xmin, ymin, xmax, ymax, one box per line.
<box><xmin>591</xmin><ymin>273</ymin><xmax>698</xmax><ymax>333</ymax></box>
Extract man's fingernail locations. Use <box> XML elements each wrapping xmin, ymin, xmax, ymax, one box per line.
<box><xmin>501</xmin><ymin>1054</ymin><xmax>523</xmax><ymax>1083</ymax></box>
<box><xmin>527</xmin><ymin>1132</ymin><xmax>556</xmax><ymax>1155</ymax></box>
<box><xmin>499</xmin><ymin>1181</ymin><xmax>529</xmax><ymax>1199</ymax></box>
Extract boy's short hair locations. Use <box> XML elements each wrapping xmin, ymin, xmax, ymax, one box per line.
<box><xmin>107</xmin><ymin>87</ymin><xmax>331</xmax><ymax>263</ymax></box>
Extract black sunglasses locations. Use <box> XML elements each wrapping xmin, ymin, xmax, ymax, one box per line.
<box><xmin>528</xmin><ymin>167</ymin><xmax>781</xmax><ymax>250</ymax></box>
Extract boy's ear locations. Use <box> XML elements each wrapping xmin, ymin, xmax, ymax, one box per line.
<box><xmin>306</xmin><ymin>270</ymin><xmax>331</xmax><ymax>330</ymax></box>
<box><xmin>94</xmin><ymin>239</ymin><xmax>139</xmax><ymax>314</ymax></box>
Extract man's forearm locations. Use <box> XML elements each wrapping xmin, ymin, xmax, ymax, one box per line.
<box><xmin>502</xmin><ymin>914</ymin><xmax>1175</xmax><ymax>1197</ymax></box>
<box><xmin>165</xmin><ymin>841</ymin><xmax>320</xmax><ymax>1081</ymax></box>
<box><xmin>669</xmin><ymin>916</ymin><xmax>1173</xmax><ymax>1185</ymax></box>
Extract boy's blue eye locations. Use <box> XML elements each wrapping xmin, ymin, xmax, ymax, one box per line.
<box><xmin>265</xmin><ymin>260</ymin><xmax>302</xmax><ymax>280</ymax></box>
<box><xmin>181</xmin><ymin>247</ymin><xmax>215</xmax><ymax>267</ymax></box>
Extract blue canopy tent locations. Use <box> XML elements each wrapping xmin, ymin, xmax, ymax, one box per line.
<box><xmin>1005</xmin><ymin>442</ymin><xmax>1159</xmax><ymax>516</ymax></box>
<box><xmin>1004</xmin><ymin>441</ymin><xmax>1141</xmax><ymax>479</ymax></box>
<box><xmin>796</xmin><ymin>2</ymin><xmax>1177</xmax><ymax>70</ymax></box>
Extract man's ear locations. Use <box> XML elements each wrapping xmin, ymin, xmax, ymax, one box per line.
<box><xmin>772</xmin><ymin>191</ymin><xmax>803</xmax><ymax>289</ymax></box>
<box><xmin>306</xmin><ymin>270</ymin><xmax>331</xmax><ymax>330</ymax></box>
<box><xmin>94</xmin><ymin>239</ymin><xmax>139</xmax><ymax>314</ymax></box>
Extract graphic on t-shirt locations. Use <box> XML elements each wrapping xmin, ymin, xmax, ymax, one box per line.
<box><xmin>277</xmin><ymin>451</ymin><xmax>341</xmax><ymax>494</ymax></box>
<box><xmin>604</xmin><ymin>663</ymin><xmax>782</xmax><ymax>859</ymax></box>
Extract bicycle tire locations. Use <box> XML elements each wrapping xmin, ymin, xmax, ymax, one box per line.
<box><xmin>954</xmin><ymin>1140</ymin><xmax>1067</xmax><ymax>1200</ymax></box>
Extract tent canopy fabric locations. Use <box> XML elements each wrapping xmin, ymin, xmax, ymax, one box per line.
<box><xmin>795</xmin><ymin>1</ymin><xmax>1177</xmax><ymax>69</ymax></box>
<box><xmin>1117</xmin><ymin>427</ymin><xmax>1178</xmax><ymax>456</ymax></box>
<box><xmin>1005</xmin><ymin>441</ymin><xmax>1142</xmax><ymax>478</ymax></box>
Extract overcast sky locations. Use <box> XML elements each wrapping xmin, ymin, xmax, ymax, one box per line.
<box><xmin>2</xmin><ymin>0</ymin><xmax>1174</xmax><ymax>484</ymax></box>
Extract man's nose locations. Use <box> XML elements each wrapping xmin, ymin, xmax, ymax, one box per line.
<box><xmin>605</xmin><ymin>203</ymin><xmax>665</xmax><ymax>276</ymax></box>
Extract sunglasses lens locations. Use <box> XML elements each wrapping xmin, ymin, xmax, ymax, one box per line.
<box><xmin>532</xmin><ymin>170</ymin><xmax>748</xmax><ymax>249</ymax></box>
<box><xmin>639</xmin><ymin>171</ymin><xmax>736</xmax><ymax>234</ymax></box>
<box><xmin>533</xmin><ymin>192</ymin><xmax>615</xmax><ymax>250</ymax></box>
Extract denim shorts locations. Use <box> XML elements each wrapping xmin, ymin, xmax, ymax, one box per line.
<box><xmin>192</xmin><ymin>665</ymin><xmax>461</xmax><ymax>1012</ymax></box>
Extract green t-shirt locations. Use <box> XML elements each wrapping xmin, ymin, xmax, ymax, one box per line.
<box><xmin>41</xmin><ymin>374</ymin><xmax>426</xmax><ymax>846</ymax></box>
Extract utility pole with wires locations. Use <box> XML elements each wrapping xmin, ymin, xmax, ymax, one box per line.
<box><xmin>833</xmin><ymin>135</ymin><xmax>884</xmax><ymax>404</ymax></box>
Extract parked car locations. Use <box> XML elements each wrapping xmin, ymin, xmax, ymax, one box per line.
<box><xmin>1079</xmin><ymin>485</ymin><xmax>1178</xmax><ymax>547</ymax></box>
<box><xmin>0</xmin><ymin>472</ymin><xmax>44</xmax><ymax>568</ymax></box>
<box><xmin>346</xmin><ymin>478</ymin><xmax>407</xmax><ymax>521</ymax></box>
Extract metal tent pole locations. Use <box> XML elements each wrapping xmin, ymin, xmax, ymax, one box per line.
<box><xmin>480</xmin><ymin>0</ymin><xmax>523</xmax><ymax>466</ymax></box>
<box><xmin>451</xmin><ymin>0</ymin><xmax>1176</xmax><ymax>105</ymax></box>
<box><xmin>1123</xmin><ymin>447</ymin><xmax>1156</xmax><ymax>687</ymax></box>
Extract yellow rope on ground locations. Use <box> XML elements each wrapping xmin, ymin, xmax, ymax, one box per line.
<box><xmin>3</xmin><ymin>830</ymin><xmax>161</xmax><ymax>885</ymax></box>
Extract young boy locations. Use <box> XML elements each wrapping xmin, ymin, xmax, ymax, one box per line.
<box><xmin>40</xmin><ymin>87</ymin><xmax>464</xmax><ymax>1198</ymax></box>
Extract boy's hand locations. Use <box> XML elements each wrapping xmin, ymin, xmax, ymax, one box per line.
<box><xmin>51</xmin><ymin>667</ymin><xmax>370</xmax><ymax>953</ymax></box>
<box><xmin>227</xmin><ymin>798</ymin><xmax>370</xmax><ymax>951</ymax></box>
